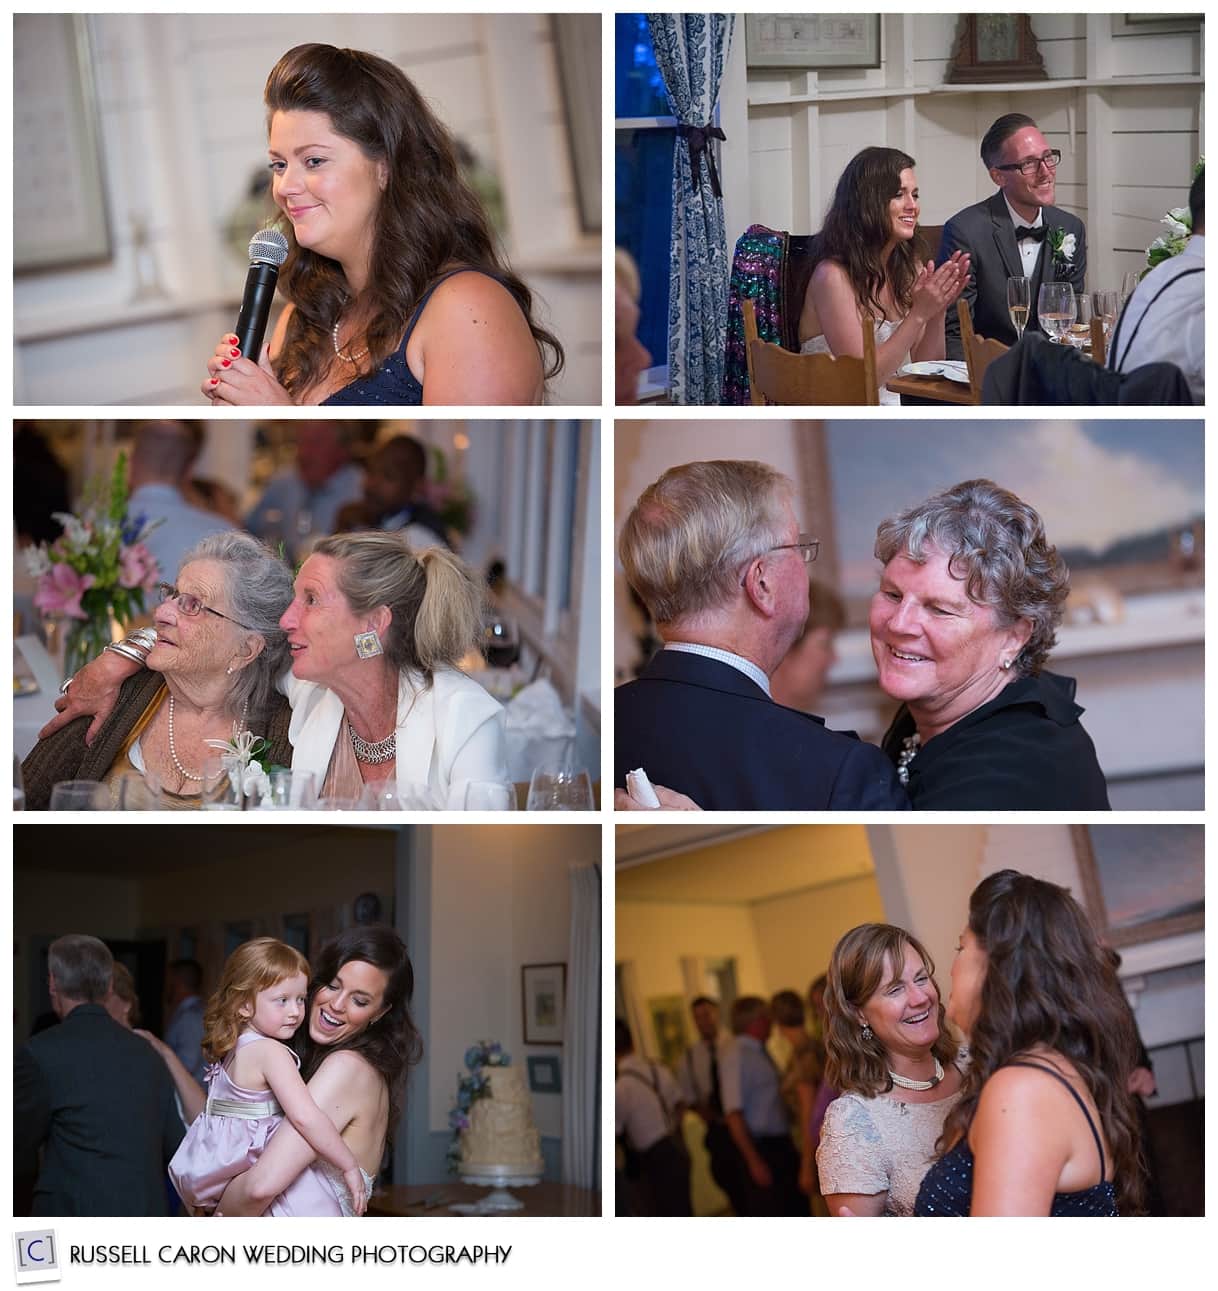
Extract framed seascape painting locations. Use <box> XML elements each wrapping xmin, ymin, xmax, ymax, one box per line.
<box><xmin>1072</xmin><ymin>824</ymin><xmax>1204</xmax><ymax>947</ymax></box>
<box><xmin>521</xmin><ymin>962</ymin><xmax>566</xmax><ymax>1045</ymax></box>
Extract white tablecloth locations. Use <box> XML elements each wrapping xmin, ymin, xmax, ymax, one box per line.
<box><xmin>14</xmin><ymin>635</ymin><xmax>60</xmax><ymax>761</ymax></box>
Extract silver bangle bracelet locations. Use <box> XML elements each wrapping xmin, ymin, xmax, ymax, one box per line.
<box><xmin>103</xmin><ymin>641</ymin><xmax>150</xmax><ymax>665</ymax></box>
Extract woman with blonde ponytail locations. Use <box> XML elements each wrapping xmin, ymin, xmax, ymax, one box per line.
<box><xmin>276</xmin><ymin>532</ymin><xmax>506</xmax><ymax>806</ymax></box>
<box><xmin>53</xmin><ymin>531</ymin><xmax>505</xmax><ymax>809</ymax></box>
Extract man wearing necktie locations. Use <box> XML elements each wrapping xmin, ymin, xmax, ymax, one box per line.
<box><xmin>679</xmin><ymin>996</ymin><xmax>745</xmax><ymax>1214</ymax></box>
<box><xmin>940</xmin><ymin>113</ymin><xmax>1087</xmax><ymax>358</ymax></box>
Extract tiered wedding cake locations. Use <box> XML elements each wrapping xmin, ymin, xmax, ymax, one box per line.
<box><xmin>459</xmin><ymin>1064</ymin><xmax>545</xmax><ymax>1179</ymax></box>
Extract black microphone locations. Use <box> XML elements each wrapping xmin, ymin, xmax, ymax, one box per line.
<box><xmin>233</xmin><ymin>227</ymin><xmax>289</xmax><ymax>362</ymax></box>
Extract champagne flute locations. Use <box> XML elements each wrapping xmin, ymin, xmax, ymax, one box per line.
<box><xmin>1068</xmin><ymin>293</ymin><xmax>1092</xmax><ymax>349</ymax></box>
<box><xmin>1092</xmin><ymin>290</ymin><xmax>1119</xmax><ymax>337</ymax></box>
<box><xmin>526</xmin><ymin>766</ymin><xmax>594</xmax><ymax>811</ymax></box>
<box><xmin>1006</xmin><ymin>276</ymin><xmax>1030</xmax><ymax>339</ymax></box>
<box><xmin>1037</xmin><ymin>283</ymin><xmax>1075</xmax><ymax>344</ymax></box>
<box><xmin>1121</xmin><ymin>270</ymin><xmax>1141</xmax><ymax>308</ymax></box>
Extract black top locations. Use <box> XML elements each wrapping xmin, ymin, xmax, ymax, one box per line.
<box><xmin>615</xmin><ymin>648</ymin><xmax>909</xmax><ymax>811</ymax></box>
<box><xmin>880</xmin><ymin>671</ymin><xmax>1110</xmax><ymax>811</ymax></box>
<box><xmin>914</xmin><ymin>1060</ymin><xmax>1119</xmax><ymax>1216</ymax></box>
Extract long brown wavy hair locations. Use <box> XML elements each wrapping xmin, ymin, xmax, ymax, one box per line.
<box><xmin>299</xmin><ymin>925</ymin><xmax>423</xmax><ymax>1134</ymax></box>
<box><xmin>264</xmin><ymin>44</ymin><xmax>563</xmax><ymax>397</ymax></box>
<box><xmin>816</xmin><ymin>146</ymin><xmax>923</xmax><ymax>323</ymax></box>
<box><xmin>202</xmin><ymin>937</ymin><xmax>310</xmax><ymax>1063</ymax></box>
<box><xmin>938</xmin><ymin>869</ymin><xmax>1146</xmax><ymax>1214</ymax></box>
<box><xmin>824</xmin><ymin>923</ymin><xmax>958</xmax><ymax>1098</ymax></box>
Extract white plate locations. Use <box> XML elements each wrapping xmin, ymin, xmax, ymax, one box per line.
<box><xmin>898</xmin><ymin>360</ymin><xmax>970</xmax><ymax>384</ymax></box>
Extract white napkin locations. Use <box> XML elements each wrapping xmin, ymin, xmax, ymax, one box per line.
<box><xmin>626</xmin><ymin>767</ymin><xmax>661</xmax><ymax>809</ymax></box>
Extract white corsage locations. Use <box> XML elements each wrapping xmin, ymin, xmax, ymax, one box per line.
<box><xmin>206</xmin><ymin>730</ymin><xmax>273</xmax><ymax>804</ymax></box>
<box><xmin>1047</xmin><ymin>227</ymin><xmax>1076</xmax><ymax>271</ymax></box>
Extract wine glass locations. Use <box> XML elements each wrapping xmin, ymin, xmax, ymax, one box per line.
<box><xmin>199</xmin><ymin>755</ymin><xmax>243</xmax><ymax>811</ymax></box>
<box><xmin>14</xmin><ymin>755</ymin><xmax>26</xmax><ymax>811</ymax></box>
<box><xmin>1068</xmin><ymin>293</ymin><xmax>1092</xmax><ymax>349</ymax></box>
<box><xmin>261</xmin><ymin>769</ymin><xmax>317</xmax><ymax>810</ymax></box>
<box><xmin>111</xmin><ymin>770</ymin><xmax>164</xmax><ymax>811</ymax></box>
<box><xmin>1037</xmin><ymin>283</ymin><xmax>1075</xmax><ymax>344</ymax></box>
<box><xmin>1091</xmin><ymin>290</ymin><xmax>1119</xmax><ymax>337</ymax></box>
<box><xmin>1121</xmin><ymin>269</ymin><xmax>1141</xmax><ymax>308</ymax></box>
<box><xmin>526</xmin><ymin>766</ymin><xmax>594</xmax><ymax>811</ymax></box>
<box><xmin>316</xmin><ymin>795</ymin><xmax>363</xmax><ymax>812</ymax></box>
<box><xmin>49</xmin><ymin>779</ymin><xmax>109</xmax><ymax>811</ymax></box>
<box><xmin>358</xmin><ymin>785</ymin><xmax>405</xmax><ymax>811</ymax></box>
<box><xmin>464</xmin><ymin>781</ymin><xmax>516</xmax><ymax>811</ymax></box>
<box><xmin>1006</xmin><ymin>276</ymin><xmax>1030</xmax><ymax>339</ymax></box>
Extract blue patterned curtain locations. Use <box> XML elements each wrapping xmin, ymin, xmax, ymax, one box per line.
<box><xmin>647</xmin><ymin>14</ymin><xmax>734</xmax><ymax>405</ymax></box>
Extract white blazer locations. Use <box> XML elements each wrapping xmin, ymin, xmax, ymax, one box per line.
<box><xmin>284</xmin><ymin>666</ymin><xmax>507</xmax><ymax>808</ymax></box>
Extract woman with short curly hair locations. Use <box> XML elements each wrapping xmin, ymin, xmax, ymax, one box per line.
<box><xmin>871</xmin><ymin>477</ymin><xmax>1109</xmax><ymax>809</ymax></box>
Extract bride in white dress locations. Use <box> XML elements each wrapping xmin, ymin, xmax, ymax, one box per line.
<box><xmin>798</xmin><ymin>147</ymin><xmax>970</xmax><ymax>404</ymax></box>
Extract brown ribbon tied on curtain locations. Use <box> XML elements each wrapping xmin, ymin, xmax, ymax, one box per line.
<box><xmin>677</xmin><ymin>123</ymin><xmax>727</xmax><ymax>198</ymax></box>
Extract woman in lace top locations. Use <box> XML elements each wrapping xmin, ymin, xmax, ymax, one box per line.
<box><xmin>797</xmin><ymin>147</ymin><xmax>970</xmax><ymax>401</ymax></box>
<box><xmin>816</xmin><ymin>923</ymin><xmax>964</xmax><ymax>1216</ymax></box>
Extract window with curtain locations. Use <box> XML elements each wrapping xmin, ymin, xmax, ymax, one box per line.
<box><xmin>615</xmin><ymin>13</ymin><xmax>673</xmax><ymax>390</ymax></box>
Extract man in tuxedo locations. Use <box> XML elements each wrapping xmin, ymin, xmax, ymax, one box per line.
<box><xmin>615</xmin><ymin>459</ymin><xmax>908</xmax><ymax>810</ymax></box>
<box><xmin>941</xmin><ymin>113</ymin><xmax>1087</xmax><ymax>358</ymax></box>
<box><xmin>14</xmin><ymin>935</ymin><xmax>185</xmax><ymax>1215</ymax></box>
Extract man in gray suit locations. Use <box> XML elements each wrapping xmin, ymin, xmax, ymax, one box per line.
<box><xmin>14</xmin><ymin>935</ymin><xmax>185</xmax><ymax>1215</ymax></box>
<box><xmin>941</xmin><ymin>113</ymin><xmax>1087</xmax><ymax>358</ymax></box>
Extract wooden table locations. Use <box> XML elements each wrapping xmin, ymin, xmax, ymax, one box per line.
<box><xmin>368</xmin><ymin>1181</ymin><xmax>601</xmax><ymax>1217</ymax></box>
<box><xmin>885</xmin><ymin>374</ymin><xmax>976</xmax><ymax>405</ymax></box>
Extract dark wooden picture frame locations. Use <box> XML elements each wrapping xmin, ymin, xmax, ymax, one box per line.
<box><xmin>1072</xmin><ymin>824</ymin><xmax>1204</xmax><ymax>948</ymax></box>
<box><xmin>522</xmin><ymin>961</ymin><xmax>567</xmax><ymax>1045</ymax></box>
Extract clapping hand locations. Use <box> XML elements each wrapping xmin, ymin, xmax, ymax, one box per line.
<box><xmin>910</xmin><ymin>251</ymin><xmax>971</xmax><ymax>322</ymax></box>
<box><xmin>203</xmin><ymin>334</ymin><xmax>293</xmax><ymax>405</ymax></box>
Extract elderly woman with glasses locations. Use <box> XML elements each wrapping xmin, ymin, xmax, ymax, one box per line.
<box><xmin>22</xmin><ymin>532</ymin><xmax>294</xmax><ymax>809</ymax></box>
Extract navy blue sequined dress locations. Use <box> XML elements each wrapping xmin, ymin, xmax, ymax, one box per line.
<box><xmin>914</xmin><ymin>1061</ymin><xmax>1119</xmax><ymax>1216</ymax></box>
<box><xmin>322</xmin><ymin>268</ymin><xmax>501</xmax><ymax>406</ymax></box>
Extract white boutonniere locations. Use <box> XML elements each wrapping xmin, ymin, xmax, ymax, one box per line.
<box><xmin>1047</xmin><ymin>227</ymin><xmax>1075</xmax><ymax>271</ymax></box>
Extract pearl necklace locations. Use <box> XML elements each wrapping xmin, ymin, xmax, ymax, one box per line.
<box><xmin>331</xmin><ymin>316</ymin><xmax>368</xmax><ymax>364</ymax></box>
<box><xmin>167</xmin><ymin>695</ymin><xmax>249</xmax><ymax>781</ymax></box>
<box><xmin>889</xmin><ymin>1054</ymin><xmax>944</xmax><ymax>1091</ymax></box>
<box><xmin>896</xmin><ymin>733</ymin><xmax>920</xmax><ymax>786</ymax></box>
<box><xmin>348</xmin><ymin>723</ymin><xmax>396</xmax><ymax>765</ymax></box>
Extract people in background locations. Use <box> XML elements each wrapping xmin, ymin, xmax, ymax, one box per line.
<box><xmin>798</xmin><ymin>147</ymin><xmax>969</xmax><ymax>403</ymax></box>
<box><xmin>615</xmin><ymin>248</ymin><xmax>652</xmax><ymax>405</ymax></box>
<box><xmin>164</xmin><ymin>959</ymin><xmax>206</xmax><ymax>1084</ymax></box>
<box><xmin>719</xmin><ymin>996</ymin><xmax>804</xmax><ymax>1215</ymax></box>
<box><xmin>770</xmin><ymin>578</ymin><xmax>846</xmax><ymax>713</ymax></box>
<box><xmin>245</xmin><ymin>421</ymin><xmax>365</xmax><ymax>557</ymax></box>
<box><xmin>615</xmin><ymin>1019</ymin><xmax>691</xmax><ymax>1216</ymax></box>
<box><xmin>1108</xmin><ymin>166</ymin><xmax>1204</xmax><ymax>403</ymax></box>
<box><xmin>677</xmin><ymin>995</ymin><xmax>742</xmax><ymax>1213</ymax></box>
<box><xmin>941</xmin><ymin>113</ymin><xmax>1087</xmax><ymax>356</ymax></box>
<box><xmin>127</xmin><ymin>421</ymin><xmax>230</xmax><ymax>582</ymax></box>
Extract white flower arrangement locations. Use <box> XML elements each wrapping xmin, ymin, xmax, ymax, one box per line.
<box><xmin>1146</xmin><ymin>156</ymin><xmax>1204</xmax><ymax>271</ymax></box>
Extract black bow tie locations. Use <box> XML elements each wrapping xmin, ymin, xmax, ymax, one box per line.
<box><xmin>1014</xmin><ymin>225</ymin><xmax>1046</xmax><ymax>243</ymax></box>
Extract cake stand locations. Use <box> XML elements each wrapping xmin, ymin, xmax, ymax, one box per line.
<box><xmin>452</xmin><ymin>1163</ymin><xmax>544</xmax><ymax>1214</ymax></box>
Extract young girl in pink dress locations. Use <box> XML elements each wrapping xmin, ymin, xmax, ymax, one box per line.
<box><xmin>168</xmin><ymin>938</ymin><xmax>368</xmax><ymax>1214</ymax></box>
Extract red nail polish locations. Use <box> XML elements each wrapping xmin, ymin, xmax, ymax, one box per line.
<box><xmin>231</xmin><ymin>348</ymin><xmax>240</xmax><ymax>357</ymax></box>
<box><xmin>221</xmin><ymin>359</ymin><xmax>231</xmax><ymax>367</ymax></box>
<box><xmin>210</xmin><ymin>378</ymin><xmax>219</xmax><ymax>386</ymax></box>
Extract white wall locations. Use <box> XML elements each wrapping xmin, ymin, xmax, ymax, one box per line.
<box><xmin>726</xmin><ymin>12</ymin><xmax>1202</xmax><ymax>291</ymax></box>
<box><xmin>426</xmin><ymin>825</ymin><xmax>596</xmax><ymax>1141</ymax></box>
<box><xmin>15</xmin><ymin>13</ymin><xmax>599</xmax><ymax>404</ymax></box>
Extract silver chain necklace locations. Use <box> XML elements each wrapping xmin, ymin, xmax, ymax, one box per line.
<box><xmin>167</xmin><ymin>695</ymin><xmax>249</xmax><ymax>781</ymax></box>
<box><xmin>348</xmin><ymin>722</ymin><xmax>396</xmax><ymax>765</ymax></box>
<box><xmin>889</xmin><ymin>1054</ymin><xmax>944</xmax><ymax>1091</ymax></box>
<box><xmin>896</xmin><ymin>733</ymin><xmax>920</xmax><ymax>786</ymax></box>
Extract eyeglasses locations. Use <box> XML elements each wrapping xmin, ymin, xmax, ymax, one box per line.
<box><xmin>994</xmin><ymin>149</ymin><xmax>1062</xmax><ymax>177</ymax></box>
<box><xmin>740</xmin><ymin>533</ymin><xmax>820</xmax><ymax>586</ymax></box>
<box><xmin>156</xmin><ymin>583</ymin><xmax>255</xmax><ymax>630</ymax></box>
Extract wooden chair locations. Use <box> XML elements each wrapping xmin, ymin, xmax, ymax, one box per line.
<box><xmin>957</xmin><ymin>299</ymin><xmax>1009</xmax><ymax>404</ymax></box>
<box><xmin>743</xmin><ymin>298</ymin><xmax>878</xmax><ymax>405</ymax></box>
<box><xmin>1089</xmin><ymin>315</ymin><xmax>1106</xmax><ymax>365</ymax></box>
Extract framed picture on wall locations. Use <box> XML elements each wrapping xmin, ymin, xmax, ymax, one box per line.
<box><xmin>745</xmin><ymin>14</ymin><xmax>881</xmax><ymax>70</ymax></box>
<box><xmin>1072</xmin><ymin>824</ymin><xmax>1204</xmax><ymax>947</ymax></box>
<box><xmin>647</xmin><ymin>995</ymin><xmax>689</xmax><ymax>1069</ymax></box>
<box><xmin>522</xmin><ymin>962</ymin><xmax>566</xmax><ymax>1045</ymax></box>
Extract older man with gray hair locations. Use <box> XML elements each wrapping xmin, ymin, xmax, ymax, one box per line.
<box><xmin>615</xmin><ymin>459</ymin><xmax>907</xmax><ymax>809</ymax></box>
<box><xmin>14</xmin><ymin>935</ymin><xmax>184</xmax><ymax>1215</ymax></box>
